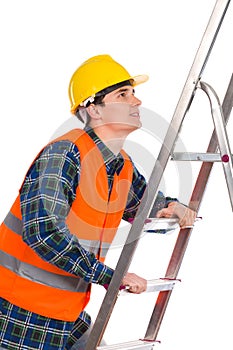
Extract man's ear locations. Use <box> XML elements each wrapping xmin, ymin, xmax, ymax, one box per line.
<box><xmin>86</xmin><ymin>104</ymin><xmax>101</xmax><ymax>120</ymax></box>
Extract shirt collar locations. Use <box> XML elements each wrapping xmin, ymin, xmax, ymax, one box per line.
<box><xmin>84</xmin><ymin>126</ymin><xmax>125</xmax><ymax>174</ymax></box>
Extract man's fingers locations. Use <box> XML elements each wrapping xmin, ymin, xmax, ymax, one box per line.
<box><xmin>122</xmin><ymin>273</ymin><xmax>147</xmax><ymax>294</ymax></box>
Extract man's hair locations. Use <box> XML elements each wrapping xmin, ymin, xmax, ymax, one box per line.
<box><xmin>74</xmin><ymin>94</ymin><xmax>105</xmax><ymax>125</ymax></box>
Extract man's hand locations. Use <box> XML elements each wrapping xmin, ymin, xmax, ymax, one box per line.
<box><xmin>122</xmin><ymin>272</ymin><xmax>147</xmax><ymax>294</ymax></box>
<box><xmin>156</xmin><ymin>202</ymin><xmax>197</xmax><ymax>229</ymax></box>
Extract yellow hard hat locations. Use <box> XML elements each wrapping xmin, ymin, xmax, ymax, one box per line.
<box><xmin>68</xmin><ymin>54</ymin><xmax>149</xmax><ymax>113</ymax></box>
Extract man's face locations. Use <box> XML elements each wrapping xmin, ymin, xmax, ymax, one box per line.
<box><xmin>95</xmin><ymin>85</ymin><xmax>142</xmax><ymax>133</ymax></box>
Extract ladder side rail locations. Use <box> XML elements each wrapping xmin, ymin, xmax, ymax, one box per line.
<box><xmin>144</xmin><ymin>228</ymin><xmax>192</xmax><ymax>341</ymax></box>
<box><xmin>144</xmin><ymin>73</ymin><xmax>233</xmax><ymax>341</ymax></box>
<box><xmin>199</xmin><ymin>81</ymin><xmax>233</xmax><ymax>209</ymax></box>
<box><xmin>85</xmin><ymin>2</ymin><xmax>231</xmax><ymax>348</ymax></box>
<box><xmin>189</xmin><ymin>73</ymin><xmax>233</xmax><ymax>208</ymax></box>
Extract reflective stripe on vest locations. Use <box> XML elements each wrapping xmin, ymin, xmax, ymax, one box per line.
<box><xmin>0</xmin><ymin>250</ymin><xmax>88</xmax><ymax>292</ymax></box>
<box><xmin>4</xmin><ymin>210</ymin><xmax>112</xmax><ymax>260</ymax></box>
<box><xmin>4</xmin><ymin>211</ymin><xmax>22</xmax><ymax>236</ymax></box>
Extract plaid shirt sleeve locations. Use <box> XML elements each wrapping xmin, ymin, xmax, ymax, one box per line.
<box><xmin>123</xmin><ymin>160</ymin><xmax>178</xmax><ymax>221</ymax></box>
<box><xmin>20</xmin><ymin>140</ymin><xmax>113</xmax><ymax>286</ymax></box>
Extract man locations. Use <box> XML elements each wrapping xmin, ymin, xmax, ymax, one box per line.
<box><xmin>0</xmin><ymin>54</ymin><xmax>196</xmax><ymax>349</ymax></box>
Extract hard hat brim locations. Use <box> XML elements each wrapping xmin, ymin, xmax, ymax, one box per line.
<box><xmin>131</xmin><ymin>74</ymin><xmax>149</xmax><ymax>86</ymax></box>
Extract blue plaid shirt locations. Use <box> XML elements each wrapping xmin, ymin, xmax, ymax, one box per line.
<box><xmin>0</xmin><ymin>127</ymin><xmax>174</xmax><ymax>349</ymax></box>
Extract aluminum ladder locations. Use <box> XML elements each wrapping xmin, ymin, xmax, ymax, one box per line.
<box><xmin>85</xmin><ymin>1</ymin><xmax>232</xmax><ymax>348</ymax></box>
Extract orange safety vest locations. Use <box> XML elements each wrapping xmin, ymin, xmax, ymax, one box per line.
<box><xmin>0</xmin><ymin>129</ymin><xmax>133</xmax><ymax>321</ymax></box>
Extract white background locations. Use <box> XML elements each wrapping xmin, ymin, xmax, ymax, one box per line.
<box><xmin>0</xmin><ymin>0</ymin><xmax>232</xmax><ymax>349</ymax></box>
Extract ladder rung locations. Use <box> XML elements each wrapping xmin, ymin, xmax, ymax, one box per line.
<box><xmin>120</xmin><ymin>278</ymin><xmax>179</xmax><ymax>295</ymax></box>
<box><xmin>97</xmin><ymin>339</ymin><xmax>157</xmax><ymax>350</ymax></box>
<box><xmin>143</xmin><ymin>217</ymin><xmax>201</xmax><ymax>233</ymax></box>
<box><xmin>143</xmin><ymin>218</ymin><xmax>179</xmax><ymax>233</ymax></box>
<box><xmin>171</xmin><ymin>152</ymin><xmax>233</xmax><ymax>162</ymax></box>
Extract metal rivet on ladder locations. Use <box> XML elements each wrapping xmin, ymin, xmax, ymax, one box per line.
<box><xmin>221</xmin><ymin>154</ymin><xmax>229</xmax><ymax>162</ymax></box>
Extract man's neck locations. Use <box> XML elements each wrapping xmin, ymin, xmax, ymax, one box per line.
<box><xmin>91</xmin><ymin>126</ymin><xmax>128</xmax><ymax>155</ymax></box>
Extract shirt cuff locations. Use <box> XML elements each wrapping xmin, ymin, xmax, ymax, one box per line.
<box><xmin>87</xmin><ymin>260</ymin><xmax>114</xmax><ymax>286</ymax></box>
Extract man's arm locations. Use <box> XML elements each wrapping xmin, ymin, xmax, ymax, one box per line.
<box><xmin>123</xmin><ymin>160</ymin><xmax>196</xmax><ymax>227</ymax></box>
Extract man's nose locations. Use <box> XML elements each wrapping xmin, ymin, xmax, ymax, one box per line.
<box><xmin>131</xmin><ymin>95</ymin><xmax>142</xmax><ymax>106</ymax></box>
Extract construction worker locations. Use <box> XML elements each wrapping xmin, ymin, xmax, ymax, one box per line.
<box><xmin>0</xmin><ymin>54</ymin><xmax>196</xmax><ymax>350</ymax></box>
